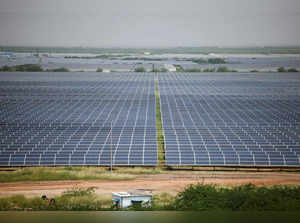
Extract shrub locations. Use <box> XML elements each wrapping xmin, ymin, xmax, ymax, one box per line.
<box><xmin>96</xmin><ymin>68</ymin><xmax>103</xmax><ymax>72</ymax></box>
<box><xmin>134</xmin><ymin>67</ymin><xmax>146</xmax><ymax>72</ymax></box>
<box><xmin>203</xmin><ymin>68</ymin><xmax>216</xmax><ymax>72</ymax></box>
<box><xmin>172</xmin><ymin>184</ymin><xmax>300</xmax><ymax>211</ymax></box>
<box><xmin>48</xmin><ymin>67</ymin><xmax>70</xmax><ymax>72</ymax></box>
<box><xmin>287</xmin><ymin>68</ymin><xmax>298</xmax><ymax>72</ymax></box>
<box><xmin>278</xmin><ymin>67</ymin><xmax>286</xmax><ymax>72</ymax></box>
<box><xmin>217</xmin><ymin>66</ymin><xmax>230</xmax><ymax>72</ymax></box>
<box><xmin>16</xmin><ymin>64</ymin><xmax>43</xmax><ymax>72</ymax></box>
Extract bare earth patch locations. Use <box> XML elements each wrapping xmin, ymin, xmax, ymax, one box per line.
<box><xmin>0</xmin><ymin>171</ymin><xmax>300</xmax><ymax>198</ymax></box>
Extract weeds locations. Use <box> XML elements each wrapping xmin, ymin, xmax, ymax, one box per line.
<box><xmin>2</xmin><ymin>184</ymin><xmax>300</xmax><ymax>211</ymax></box>
<box><xmin>0</xmin><ymin>167</ymin><xmax>136</xmax><ymax>183</ymax></box>
<box><xmin>173</xmin><ymin>184</ymin><xmax>300</xmax><ymax>211</ymax></box>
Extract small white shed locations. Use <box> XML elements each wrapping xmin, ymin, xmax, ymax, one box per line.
<box><xmin>112</xmin><ymin>190</ymin><xmax>152</xmax><ymax>208</ymax></box>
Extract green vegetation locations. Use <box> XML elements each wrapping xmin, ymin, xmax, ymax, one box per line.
<box><xmin>0</xmin><ymin>64</ymin><xmax>43</xmax><ymax>72</ymax></box>
<box><xmin>46</xmin><ymin>67</ymin><xmax>70</xmax><ymax>72</ymax></box>
<box><xmin>0</xmin><ymin>167</ymin><xmax>137</xmax><ymax>183</ymax></box>
<box><xmin>278</xmin><ymin>67</ymin><xmax>287</xmax><ymax>72</ymax></box>
<box><xmin>1</xmin><ymin>184</ymin><xmax>300</xmax><ymax>211</ymax></box>
<box><xmin>288</xmin><ymin>68</ymin><xmax>299</xmax><ymax>72</ymax></box>
<box><xmin>173</xmin><ymin>64</ymin><xmax>184</xmax><ymax>72</ymax></box>
<box><xmin>203</xmin><ymin>68</ymin><xmax>216</xmax><ymax>72</ymax></box>
<box><xmin>155</xmin><ymin>74</ymin><xmax>165</xmax><ymax>165</ymax></box>
<box><xmin>250</xmin><ymin>70</ymin><xmax>260</xmax><ymax>72</ymax></box>
<box><xmin>184</xmin><ymin>68</ymin><xmax>202</xmax><ymax>72</ymax></box>
<box><xmin>0</xmin><ymin>65</ymin><xmax>70</xmax><ymax>72</ymax></box>
<box><xmin>96</xmin><ymin>68</ymin><xmax>103</xmax><ymax>72</ymax></box>
<box><xmin>173</xmin><ymin>184</ymin><xmax>300</xmax><ymax>211</ymax></box>
<box><xmin>0</xmin><ymin>187</ymin><xmax>104</xmax><ymax>211</ymax></box>
<box><xmin>134</xmin><ymin>67</ymin><xmax>146</xmax><ymax>72</ymax></box>
<box><xmin>181</xmin><ymin>66</ymin><xmax>237</xmax><ymax>73</ymax></box>
<box><xmin>216</xmin><ymin>66</ymin><xmax>237</xmax><ymax>72</ymax></box>
<box><xmin>278</xmin><ymin>67</ymin><xmax>299</xmax><ymax>72</ymax></box>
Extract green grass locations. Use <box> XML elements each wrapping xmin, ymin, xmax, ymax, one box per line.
<box><xmin>0</xmin><ymin>167</ymin><xmax>135</xmax><ymax>183</ymax></box>
<box><xmin>155</xmin><ymin>73</ymin><xmax>165</xmax><ymax>165</ymax></box>
<box><xmin>1</xmin><ymin>184</ymin><xmax>300</xmax><ymax>211</ymax></box>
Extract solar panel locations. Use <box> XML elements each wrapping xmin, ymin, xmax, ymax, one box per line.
<box><xmin>0</xmin><ymin>72</ymin><xmax>157</xmax><ymax>166</ymax></box>
<box><xmin>159</xmin><ymin>72</ymin><xmax>300</xmax><ymax>167</ymax></box>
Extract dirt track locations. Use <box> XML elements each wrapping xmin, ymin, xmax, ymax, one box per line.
<box><xmin>1</xmin><ymin>171</ymin><xmax>300</xmax><ymax>197</ymax></box>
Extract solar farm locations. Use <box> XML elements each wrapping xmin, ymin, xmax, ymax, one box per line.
<box><xmin>0</xmin><ymin>72</ymin><xmax>300</xmax><ymax>167</ymax></box>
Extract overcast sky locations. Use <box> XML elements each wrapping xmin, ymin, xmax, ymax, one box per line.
<box><xmin>0</xmin><ymin>0</ymin><xmax>300</xmax><ymax>47</ymax></box>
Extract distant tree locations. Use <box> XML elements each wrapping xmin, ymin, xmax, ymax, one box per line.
<box><xmin>48</xmin><ymin>67</ymin><xmax>70</xmax><ymax>72</ymax></box>
<box><xmin>134</xmin><ymin>67</ymin><xmax>146</xmax><ymax>72</ymax></box>
<box><xmin>287</xmin><ymin>68</ymin><xmax>298</xmax><ymax>72</ymax></box>
<box><xmin>278</xmin><ymin>67</ymin><xmax>286</xmax><ymax>72</ymax></box>
<box><xmin>217</xmin><ymin>66</ymin><xmax>230</xmax><ymax>72</ymax></box>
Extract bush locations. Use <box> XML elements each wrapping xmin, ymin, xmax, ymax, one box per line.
<box><xmin>278</xmin><ymin>67</ymin><xmax>286</xmax><ymax>72</ymax></box>
<box><xmin>0</xmin><ymin>65</ymin><xmax>16</xmax><ymax>72</ymax></box>
<box><xmin>216</xmin><ymin>66</ymin><xmax>237</xmax><ymax>72</ymax></box>
<box><xmin>134</xmin><ymin>67</ymin><xmax>146</xmax><ymax>72</ymax></box>
<box><xmin>203</xmin><ymin>68</ymin><xmax>216</xmax><ymax>72</ymax></box>
<box><xmin>287</xmin><ymin>68</ymin><xmax>298</xmax><ymax>72</ymax></box>
<box><xmin>48</xmin><ymin>67</ymin><xmax>70</xmax><ymax>72</ymax></box>
<box><xmin>96</xmin><ymin>68</ymin><xmax>103</xmax><ymax>72</ymax></box>
<box><xmin>172</xmin><ymin>184</ymin><xmax>300</xmax><ymax>211</ymax></box>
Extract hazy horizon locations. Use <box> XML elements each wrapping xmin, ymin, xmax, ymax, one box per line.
<box><xmin>0</xmin><ymin>0</ymin><xmax>300</xmax><ymax>47</ymax></box>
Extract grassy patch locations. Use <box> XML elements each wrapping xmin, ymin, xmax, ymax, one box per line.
<box><xmin>1</xmin><ymin>184</ymin><xmax>300</xmax><ymax>211</ymax></box>
<box><xmin>0</xmin><ymin>167</ymin><xmax>135</xmax><ymax>183</ymax></box>
<box><xmin>155</xmin><ymin>73</ymin><xmax>165</xmax><ymax>165</ymax></box>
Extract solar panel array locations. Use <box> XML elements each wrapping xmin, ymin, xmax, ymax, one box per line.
<box><xmin>0</xmin><ymin>72</ymin><xmax>157</xmax><ymax>166</ymax></box>
<box><xmin>159</xmin><ymin>73</ymin><xmax>300</xmax><ymax>166</ymax></box>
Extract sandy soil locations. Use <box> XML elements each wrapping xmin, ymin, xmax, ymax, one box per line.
<box><xmin>0</xmin><ymin>171</ymin><xmax>300</xmax><ymax>198</ymax></box>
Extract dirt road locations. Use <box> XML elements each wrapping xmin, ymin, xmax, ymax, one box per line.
<box><xmin>0</xmin><ymin>171</ymin><xmax>300</xmax><ymax>197</ymax></box>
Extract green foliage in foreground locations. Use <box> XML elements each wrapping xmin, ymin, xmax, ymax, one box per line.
<box><xmin>1</xmin><ymin>184</ymin><xmax>300</xmax><ymax>211</ymax></box>
<box><xmin>173</xmin><ymin>184</ymin><xmax>300</xmax><ymax>211</ymax></box>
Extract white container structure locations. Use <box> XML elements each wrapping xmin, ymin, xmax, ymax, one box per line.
<box><xmin>112</xmin><ymin>191</ymin><xmax>152</xmax><ymax>208</ymax></box>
